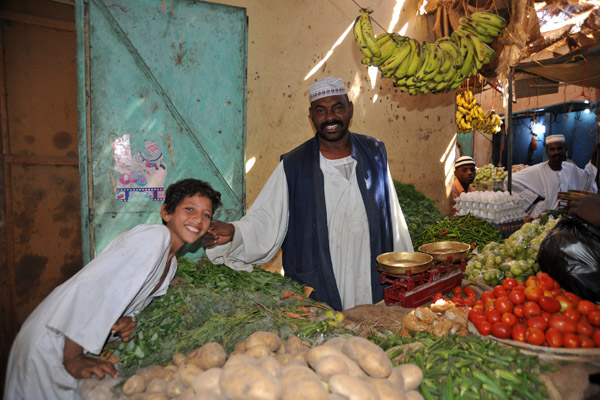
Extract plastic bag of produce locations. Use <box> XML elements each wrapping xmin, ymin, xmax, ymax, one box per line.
<box><xmin>537</xmin><ymin>215</ymin><xmax>600</xmax><ymax>303</ymax></box>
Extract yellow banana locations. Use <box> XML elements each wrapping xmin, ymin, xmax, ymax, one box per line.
<box><xmin>359</xmin><ymin>10</ymin><xmax>381</xmax><ymax>58</ymax></box>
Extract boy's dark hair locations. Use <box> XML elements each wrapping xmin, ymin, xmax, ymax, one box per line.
<box><xmin>162</xmin><ymin>179</ymin><xmax>222</xmax><ymax>218</ymax></box>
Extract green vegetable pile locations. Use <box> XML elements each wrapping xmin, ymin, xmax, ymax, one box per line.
<box><xmin>414</xmin><ymin>214</ymin><xmax>503</xmax><ymax>251</ymax></box>
<box><xmin>394</xmin><ymin>180</ymin><xmax>445</xmax><ymax>244</ymax></box>
<box><xmin>110</xmin><ymin>258</ymin><xmax>347</xmax><ymax>377</ymax></box>
<box><xmin>371</xmin><ymin>330</ymin><xmax>555</xmax><ymax>400</ymax></box>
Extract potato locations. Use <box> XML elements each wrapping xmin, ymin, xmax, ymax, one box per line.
<box><xmin>142</xmin><ymin>393</ymin><xmax>169</xmax><ymax>400</ymax></box>
<box><xmin>179</xmin><ymin>388</ymin><xmax>196</xmax><ymax>400</ymax></box>
<box><xmin>173</xmin><ymin>352</ymin><xmax>186</xmax><ymax>366</ymax></box>
<box><xmin>146</xmin><ymin>378</ymin><xmax>167</xmax><ymax>393</ymax></box>
<box><xmin>342</xmin><ymin>337</ymin><xmax>392</xmax><ymax>378</ymax></box>
<box><xmin>307</xmin><ymin>345</ymin><xmax>365</xmax><ymax>378</ymax></box>
<box><xmin>245</xmin><ymin>331</ymin><xmax>281</xmax><ymax>352</ymax></box>
<box><xmin>191</xmin><ymin>367</ymin><xmax>222</xmax><ymax>395</ymax></box>
<box><xmin>328</xmin><ymin>374</ymin><xmax>379</xmax><ymax>400</ymax></box>
<box><xmin>279</xmin><ymin>364</ymin><xmax>319</xmax><ymax>387</ymax></box>
<box><xmin>285</xmin><ymin>335</ymin><xmax>310</xmax><ymax>355</ymax></box>
<box><xmin>166</xmin><ymin>379</ymin><xmax>186</xmax><ymax>398</ymax></box>
<box><xmin>393</xmin><ymin>364</ymin><xmax>423</xmax><ymax>391</ymax></box>
<box><xmin>224</xmin><ymin>353</ymin><xmax>258</xmax><ymax>368</ymax></box>
<box><xmin>281</xmin><ymin>376</ymin><xmax>328</xmax><ymax>400</ymax></box>
<box><xmin>192</xmin><ymin>393</ymin><xmax>226</xmax><ymax>400</ymax></box>
<box><xmin>275</xmin><ymin>353</ymin><xmax>293</xmax><ymax>365</ymax></box>
<box><xmin>186</xmin><ymin>342</ymin><xmax>227</xmax><ymax>370</ymax></box>
<box><xmin>327</xmin><ymin>394</ymin><xmax>347</xmax><ymax>400</ymax></box>
<box><xmin>220</xmin><ymin>363</ymin><xmax>282</xmax><ymax>400</ymax></box>
<box><xmin>404</xmin><ymin>390</ymin><xmax>425</xmax><ymax>400</ymax></box>
<box><xmin>136</xmin><ymin>365</ymin><xmax>172</xmax><ymax>385</ymax></box>
<box><xmin>386</xmin><ymin>368</ymin><xmax>405</xmax><ymax>391</ymax></box>
<box><xmin>123</xmin><ymin>375</ymin><xmax>145</xmax><ymax>395</ymax></box>
<box><xmin>322</xmin><ymin>336</ymin><xmax>348</xmax><ymax>350</ymax></box>
<box><xmin>259</xmin><ymin>356</ymin><xmax>281</xmax><ymax>378</ymax></box>
<box><xmin>245</xmin><ymin>331</ymin><xmax>282</xmax><ymax>352</ymax></box>
<box><xmin>369</xmin><ymin>377</ymin><xmax>406</xmax><ymax>400</ymax></box>
<box><xmin>313</xmin><ymin>354</ymin><xmax>349</xmax><ymax>381</ymax></box>
<box><xmin>175</xmin><ymin>364</ymin><xmax>203</xmax><ymax>387</ymax></box>
<box><xmin>246</xmin><ymin>344</ymin><xmax>272</xmax><ymax>359</ymax></box>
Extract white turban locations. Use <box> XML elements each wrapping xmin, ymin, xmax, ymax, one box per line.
<box><xmin>309</xmin><ymin>77</ymin><xmax>347</xmax><ymax>102</ymax></box>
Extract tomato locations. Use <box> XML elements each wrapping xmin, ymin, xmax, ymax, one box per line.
<box><xmin>526</xmin><ymin>327</ymin><xmax>545</xmax><ymax>346</ymax></box>
<box><xmin>577</xmin><ymin>300</ymin><xmax>597</xmax><ymax>316</ymax></box>
<box><xmin>537</xmin><ymin>296</ymin><xmax>561</xmax><ymax>313</ymax></box>
<box><xmin>550</xmin><ymin>288</ymin><xmax>562</xmax><ymax>297</ymax></box>
<box><xmin>524</xmin><ymin>286</ymin><xmax>543</xmax><ymax>302</ymax></box>
<box><xmin>513</xmin><ymin>304</ymin><xmax>525</xmax><ymax>319</ymax></box>
<box><xmin>481</xmin><ymin>291</ymin><xmax>495</xmax><ymax>302</ymax></box>
<box><xmin>549</xmin><ymin>315</ymin><xmax>577</xmax><ymax>334</ymax></box>
<box><xmin>579</xmin><ymin>334</ymin><xmax>595</xmax><ymax>348</ymax></box>
<box><xmin>453</xmin><ymin>286</ymin><xmax>463</xmax><ymax>296</ymax></box>
<box><xmin>472</xmin><ymin>314</ymin><xmax>487</xmax><ymax>328</ymax></box>
<box><xmin>463</xmin><ymin>286</ymin><xmax>476</xmax><ymax>298</ymax></box>
<box><xmin>508</xmin><ymin>290</ymin><xmax>525</xmax><ymax>305</ymax></box>
<box><xmin>476</xmin><ymin>320</ymin><xmax>492</xmax><ymax>336</ymax></box>
<box><xmin>525</xmin><ymin>276</ymin><xmax>538</xmax><ymax>287</ymax></box>
<box><xmin>501</xmin><ymin>312</ymin><xmax>518</xmax><ymax>327</ymax></box>
<box><xmin>468</xmin><ymin>308</ymin><xmax>484</xmax><ymax>323</ymax></box>
<box><xmin>493</xmin><ymin>285</ymin><xmax>508</xmax><ymax>299</ymax></box>
<box><xmin>452</xmin><ymin>297</ymin><xmax>465</xmax><ymax>306</ymax></box>
<box><xmin>545</xmin><ymin>328</ymin><xmax>563</xmax><ymax>348</ymax></box>
<box><xmin>523</xmin><ymin>301</ymin><xmax>542</xmax><ymax>319</ymax></box>
<box><xmin>491</xmin><ymin>322</ymin><xmax>512</xmax><ymax>339</ymax></box>
<box><xmin>433</xmin><ymin>293</ymin><xmax>444</xmax><ymax>302</ymax></box>
<box><xmin>555</xmin><ymin>295</ymin><xmax>575</xmax><ymax>312</ymax></box>
<box><xmin>463</xmin><ymin>296</ymin><xmax>476</xmax><ymax>307</ymax></box>
<box><xmin>473</xmin><ymin>300</ymin><xmax>484</xmax><ymax>310</ymax></box>
<box><xmin>542</xmin><ymin>289</ymin><xmax>554</xmax><ymax>298</ymax></box>
<box><xmin>512</xmin><ymin>323</ymin><xmax>527</xmax><ymax>342</ymax></box>
<box><xmin>486</xmin><ymin>309</ymin><xmax>502</xmax><ymax>324</ymax></box>
<box><xmin>563</xmin><ymin>333</ymin><xmax>581</xmax><ymax>348</ymax></box>
<box><xmin>563</xmin><ymin>309</ymin><xmax>581</xmax><ymax>323</ymax></box>
<box><xmin>495</xmin><ymin>298</ymin><xmax>514</xmax><ymax>314</ymax></box>
<box><xmin>527</xmin><ymin>316</ymin><xmax>548</xmax><ymax>332</ymax></box>
<box><xmin>503</xmin><ymin>277</ymin><xmax>518</xmax><ymax>290</ymax></box>
<box><xmin>588</xmin><ymin>311</ymin><xmax>600</xmax><ymax>327</ymax></box>
<box><xmin>564</xmin><ymin>292</ymin><xmax>581</xmax><ymax>307</ymax></box>
<box><xmin>541</xmin><ymin>312</ymin><xmax>552</xmax><ymax>322</ymax></box>
<box><xmin>577</xmin><ymin>318</ymin><xmax>594</xmax><ymax>337</ymax></box>
<box><xmin>536</xmin><ymin>273</ymin><xmax>554</xmax><ymax>290</ymax></box>
<box><xmin>593</xmin><ymin>330</ymin><xmax>600</xmax><ymax>347</ymax></box>
<box><xmin>485</xmin><ymin>298</ymin><xmax>496</xmax><ymax>311</ymax></box>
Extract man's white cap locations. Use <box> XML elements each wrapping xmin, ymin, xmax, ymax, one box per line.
<box><xmin>455</xmin><ymin>156</ymin><xmax>476</xmax><ymax>168</ymax></box>
<box><xmin>309</xmin><ymin>77</ymin><xmax>347</xmax><ymax>102</ymax></box>
<box><xmin>545</xmin><ymin>134</ymin><xmax>565</xmax><ymax>145</ymax></box>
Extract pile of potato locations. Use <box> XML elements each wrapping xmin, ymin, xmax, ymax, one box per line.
<box><xmin>120</xmin><ymin>331</ymin><xmax>424</xmax><ymax>400</ymax></box>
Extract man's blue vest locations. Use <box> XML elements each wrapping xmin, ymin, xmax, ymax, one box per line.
<box><xmin>280</xmin><ymin>132</ymin><xmax>394</xmax><ymax>310</ymax></box>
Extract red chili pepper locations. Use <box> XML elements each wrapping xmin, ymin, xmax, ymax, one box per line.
<box><xmin>441</xmin><ymin>230</ymin><xmax>448</xmax><ymax>235</ymax></box>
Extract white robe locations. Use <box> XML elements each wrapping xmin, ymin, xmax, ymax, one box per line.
<box><xmin>4</xmin><ymin>224</ymin><xmax>177</xmax><ymax>400</ymax></box>
<box><xmin>506</xmin><ymin>160</ymin><xmax>598</xmax><ymax>217</ymax></box>
<box><xmin>207</xmin><ymin>155</ymin><xmax>413</xmax><ymax>310</ymax></box>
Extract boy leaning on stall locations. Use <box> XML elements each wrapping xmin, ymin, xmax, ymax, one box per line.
<box><xmin>4</xmin><ymin>178</ymin><xmax>222</xmax><ymax>400</ymax></box>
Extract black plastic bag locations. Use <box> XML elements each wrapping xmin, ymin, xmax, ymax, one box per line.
<box><xmin>537</xmin><ymin>215</ymin><xmax>600</xmax><ymax>303</ymax></box>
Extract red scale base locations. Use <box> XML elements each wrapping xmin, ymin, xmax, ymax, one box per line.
<box><xmin>380</xmin><ymin>259</ymin><xmax>466</xmax><ymax>308</ymax></box>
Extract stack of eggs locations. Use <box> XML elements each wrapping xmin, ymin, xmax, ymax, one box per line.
<box><xmin>455</xmin><ymin>191</ymin><xmax>527</xmax><ymax>223</ymax></box>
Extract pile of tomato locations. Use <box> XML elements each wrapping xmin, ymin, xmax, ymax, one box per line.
<box><xmin>468</xmin><ymin>272</ymin><xmax>600</xmax><ymax>348</ymax></box>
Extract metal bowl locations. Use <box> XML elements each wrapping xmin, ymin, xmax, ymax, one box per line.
<box><xmin>376</xmin><ymin>251</ymin><xmax>434</xmax><ymax>275</ymax></box>
<box><xmin>417</xmin><ymin>241</ymin><xmax>471</xmax><ymax>263</ymax></box>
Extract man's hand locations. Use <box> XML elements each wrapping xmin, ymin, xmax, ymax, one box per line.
<box><xmin>63</xmin><ymin>337</ymin><xmax>118</xmax><ymax>380</ymax></box>
<box><xmin>111</xmin><ymin>316</ymin><xmax>136</xmax><ymax>342</ymax></box>
<box><xmin>568</xmin><ymin>194</ymin><xmax>600</xmax><ymax>227</ymax></box>
<box><xmin>202</xmin><ymin>220</ymin><xmax>235</xmax><ymax>247</ymax></box>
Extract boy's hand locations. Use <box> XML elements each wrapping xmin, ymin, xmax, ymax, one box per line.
<box><xmin>112</xmin><ymin>316</ymin><xmax>136</xmax><ymax>342</ymax></box>
<box><xmin>64</xmin><ymin>353</ymin><xmax>118</xmax><ymax>380</ymax></box>
<box><xmin>203</xmin><ymin>220</ymin><xmax>235</xmax><ymax>247</ymax></box>
<box><xmin>568</xmin><ymin>194</ymin><xmax>600</xmax><ymax>227</ymax></box>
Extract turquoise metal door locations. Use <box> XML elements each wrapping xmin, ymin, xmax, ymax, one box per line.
<box><xmin>76</xmin><ymin>0</ymin><xmax>247</xmax><ymax>262</ymax></box>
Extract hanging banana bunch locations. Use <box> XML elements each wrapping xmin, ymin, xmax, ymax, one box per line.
<box><xmin>457</xmin><ymin>91</ymin><xmax>503</xmax><ymax>134</ymax></box>
<box><xmin>353</xmin><ymin>9</ymin><xmax>507</xmax><ymax>95</ymax></box>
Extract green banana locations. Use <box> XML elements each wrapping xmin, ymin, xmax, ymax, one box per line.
<box><xmin>379</xmin><ymin>41</ymin><xmax>413</xmax><ymax>77</ymax></box>
<box><xmin>455</xmin><ymin>31</ymin><xmax>475</xmax><ymax>78</ymax></box>
<box><xmin>369</xmin><ymin>37</ymin><xmax>398</xmax><ymax>66</ymax></box>
<box><xmin>394</xmin><ymin>39</ymin><xmax>417</xmax><ymax>79</ymax></box>
<box><xmin>471</xmin><ymin>12</ymin><xmax>507</xmax><ymax>29</ymax></box>
<box><xmin>459</xmin><ymin>17</ymin><xmax>494</xmax><ymax>42</ymax></box>
<box><xmin>464</xmin><ymin>32</ymin><xmax>488</xmax><ymax>63</ymax></box>
<box><xmin>413</xmin><ymin>42</ymin><xmax>432</xmax><ymax>81</ymax></box>
<box><xmin>359</xmin><ymin>11</ymin><xmax>381</xmax><ymax>58</ymax></box>
<box><xmin>353</xmin><ymin>15</ymin><xmax>373</xmax><ymax>58</ymax></box>
<box><xmin>405</xmin><ymin>41</ymin><xmax>423</xmax><ymax>77</ymax></box>
<box><xmin>470</xmin><ymin>19</ymin><xmax>504</xmax><ymax>38</ymax></box>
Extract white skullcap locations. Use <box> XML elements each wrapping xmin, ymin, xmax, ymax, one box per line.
<box><xmin>309</xmin><ymin>77</ymin><xmax>347</xmax><ymax>102</ymax></box>
<box><xmin>455</xmin><ymin>156</ymin><xmax>476</xmax><ymax>168</ymax></box>
<box><xmin>545</xmin><ymin>134</ymin><xmax>565</xmax><ymax>145</ymax></box>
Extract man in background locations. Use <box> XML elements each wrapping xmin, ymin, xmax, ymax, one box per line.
<box><xmin>451</xmin><ymin>156</ymin><xmax>476</xmax><ymax>217</ymax></box>
<box><xmin>507</xmin><ymin>135</ymin><xmax>598</xmax><ymax>218</ymax></box>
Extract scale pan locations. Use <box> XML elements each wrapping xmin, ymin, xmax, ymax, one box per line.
<box><xmin>376</xmin><ymin>251</ymin><xmax>433</xmax><ymax>275</ymax></box>
<box><xmin>418</xmin><ymin>241</ymin><xmax>470</xmax><ymax>262</ymax></box>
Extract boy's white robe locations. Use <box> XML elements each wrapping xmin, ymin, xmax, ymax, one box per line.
<box><xmin>4</xmin><ymin>224</ymin><xmax>177</xmax><ymax>400</ymax></box>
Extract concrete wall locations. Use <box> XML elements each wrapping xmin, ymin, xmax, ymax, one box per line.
<box><xmin>208</xmin><ymin>0</ymin><xmax>458</xmax><ymax>215</ymax></box>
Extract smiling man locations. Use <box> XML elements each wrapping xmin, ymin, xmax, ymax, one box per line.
<box><xmin>204</xmin><ymin>77</ymin><xmax>413</xmax><ymax>310</ymax></box>
<box><xmin>507</xmin><ymin>134</ymin><xmax>599</xmax><ymax>218</ymax></box>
